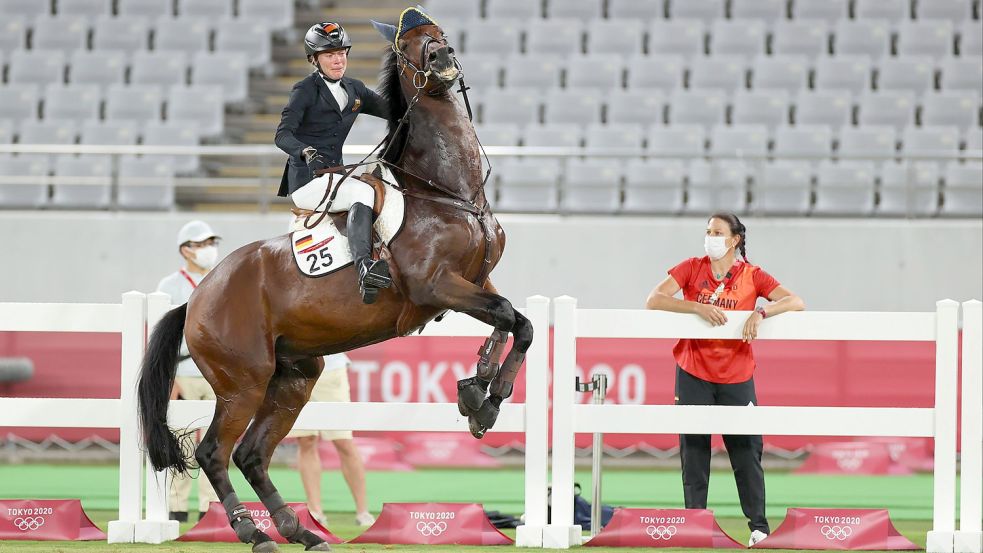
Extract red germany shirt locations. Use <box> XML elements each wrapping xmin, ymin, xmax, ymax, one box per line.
<box><xmin>668</xmin><ymin>256</ymin><xmax>780</xmax><ymax>384</ymax></box>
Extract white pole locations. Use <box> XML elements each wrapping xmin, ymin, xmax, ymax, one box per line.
<box><xmin>955</xmin><ymin>300</ymin><xmax>983</xmax><ymax>553</ymax></box>
<box><xmin>108</xmin><ymin>291</ymin><xmax>146</xmax><ymax>543</ymax></box>
<box><xmin>928</xmin><ymin>299</ymin><xmax>960</xmax><ymax>553</ymax></box>
<box><xmin>516</xmin><ymin>295</ymin><xmax>550</xmax><ymax>547</ymax></box>
<box><xmin>544</xmin><ymin>296</ymin><xmax>581</xmax><ymax>548</ymax></box>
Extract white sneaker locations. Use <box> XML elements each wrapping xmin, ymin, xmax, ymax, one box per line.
<box><xmin>311</xmin><ymin>511</ymin><xmax>327</xmax><ymax>526</ymax></box>
<box><xmin>355</xmin><ymin>512</ymin><xmax>376</xmax><ymax>526</ymax></box>
<box><xmin>749</xmin><ymin>530</ymin><xmax>768</xmax><ymax>546</ymax></box>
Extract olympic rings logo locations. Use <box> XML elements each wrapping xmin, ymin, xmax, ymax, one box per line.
<box><xmin>645</xmin><ymin>525</ymin><xmax>677</xmax><ymax>540</ymax></box>
<box><xmin>13</xmin><ymin>517</ymin><xmax>45</xmax><ymax>531</ymax></box>
<box><xmin>820</xmin><ymin>525</ymin><xmax>853</xmax><ymax>541</ymax></box>
<box><xmin>255</xmin><ymin>519</ymin><xmax>273</xmax><ymax>532</ymax></box>
<box><xmin>416</xmin><ymin>521</ymin><xmax>448</xmax><ymax>536</ymax></box>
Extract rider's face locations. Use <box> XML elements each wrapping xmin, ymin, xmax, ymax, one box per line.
<box><xmin>316</xmin><ymin>49</ymin><xmax>348</xmax><ymax>80</ymax></box>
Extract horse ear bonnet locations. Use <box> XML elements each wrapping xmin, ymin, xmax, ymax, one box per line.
<box><xmin>371</xmin><ymin>7</ymin><xmax>438</xmax><ymax>47</ymax></box>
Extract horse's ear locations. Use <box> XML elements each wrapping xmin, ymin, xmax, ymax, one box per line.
<box><xmin>371</xmin><ymin>20</ymin><xmax>397</xmax><ymax>44</ymax></box>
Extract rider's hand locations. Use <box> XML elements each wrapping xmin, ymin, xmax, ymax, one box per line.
<box><xmin>303</xmin><ymin>147</ymin><xmax>329</xmax><ymax>173</ymax></box>
<box><xmin>694</xmin><ymin>303</ymin><xmax>728</xmax><ymax>326</ymax></box>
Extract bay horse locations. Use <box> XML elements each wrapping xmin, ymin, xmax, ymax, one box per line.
<box><xmin>136</xmin><ymin>9</ymin><xmax>531</xmax><ymax>552</ymax></box>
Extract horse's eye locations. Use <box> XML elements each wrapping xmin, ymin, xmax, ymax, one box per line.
<box><xmin>447</xmin><ymin>46</ymin><xmax>455</xmax><ymax>54</ymax></box>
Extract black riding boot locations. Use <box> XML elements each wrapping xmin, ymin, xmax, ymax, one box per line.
<box><xmin>347</xmin><ymin>203</ymin><xmax>391</xmax><ymax>304</ymax></box>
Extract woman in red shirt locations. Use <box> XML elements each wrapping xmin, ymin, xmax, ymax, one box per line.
<box><xmin>646</xmin><ymin>212</ymin><xmax>804</xmax><ymax>546</ymax></box>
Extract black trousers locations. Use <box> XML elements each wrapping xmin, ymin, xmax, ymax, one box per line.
<box><xmin>674</xmin><ymin>365</ymin><xmax>770</xmax><ymax>533</ymax></box>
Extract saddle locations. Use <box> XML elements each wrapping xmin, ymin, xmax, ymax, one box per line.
<box><xmin>291</xmin><ymin>169</ymin><xmax>388</xmax><ymax>221</ymax></box>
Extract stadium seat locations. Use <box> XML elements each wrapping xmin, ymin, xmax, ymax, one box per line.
<box><xmin>839</xmin><ymin>125</ymin><xmax>897</xmax><ymax>159</ymax></box>
<box><xmin>474</xmin><ymin>123</ymin><xmax>521</xmax><ymax>146</ymax></box>
<box><xmin>214</xmin><ymin>19</ymin><xmax>272</xmax><ymax>69</ymax></box>
<box><xmin>646</xmin><ymin>125</ymin><xmax>706</xmax><ymax>156</ymax></box>
<box><xmin>689</xmin><ymin>55</ymin><xmax>747</xmax><ymax>92</ymax></box>
<box><xmin>941</xmin><ymin>162</ymin><xmax>983</xmax><ymax>216</ymax></box>
<box><xmin>605</xmin><ymin>89</ymin><xmax>666</xmax><ymax>126</ymax></box>
<box><xmin>856</xmin><ymin>91</ymin><xmax>916</xmax><ymax>131</ymax></box>
<box><xmin>791</xmin><ymin>0</ymin><xmax>848</xmax><ymax>23</ymax></box>
<box><xmin>79</xmin><ymin>120</ymin><xmax>138</xmax><ymax>145</ymax></box>
<box><xmin>0</xmin><ymin>155</ymin><xmax>50</xmax><ymax>208</ymax></box>
<box><xmin>457</xmin><ymin>54</ymin><xmax>502</xmax><ymax>89</ymax></box>
<box><xmin>153</xmin><ymin>17</ymin><xmax>211</xmax><ymax>54</ymax></box>
<box><xmin>559</xmin><ymin>158</ymin><xmax>622</xmax><ymax>213</ymax></box>
<box><xmin>117</xmin><ymin>0</ymin><xmax>171</xmax><ymax>18</ymax></box>
<box><xmin>709</xmin><ymin>20</ymin><xmax>766</xmax><ymax>58</ymax></box>
<box><xmin>710</xmin><ymin>125</ymin><xmax>768</xmax><ymax>161</ymax></box>
<box><xmin>486</xmin><ymin>0</ymin><xmax>540</xmax><ymax>20</ymax></box>
<box><xmin>105</xmin><ymin>84</ymin><xmax>163</xmax><ymax>121</ymax></box>
<box><xmin>0</xmin><ymin>16</ymin><xmax>28</xmax><ymax>50</ymax></box>
<box><xmin>968</xmin><ymin>130</ymin><xmax>983</xmax><ymax>150</ymax></box>
<box><xmin>463</xmin><ymin>20</ymin><xmax>521</xmax><ymax>55</ymax></box>
<box><xmin>668</xmin><ymin>89</ymin><xmax>727</xmax><ymax>128</ymax></box>
<box><xmin>547</xmin><ymin>0</ymin><xmax>602</xmax><ymax>19</ymax></box>
<box><xmin>756</xmin><ymin>160</ymin><xmax>812</xmax><ymax>214</ymax></box>
<box><xmin>191</xmin><ymin>52</ymin><xmax>249</xmax><ymax>103</ymax></box>
<box><xmin>667</xmin><ymin>0</ymin><xmax>725</xmax><ymax>23</ymax></box>
<box><xmin>17</xmin><ymin>120</ymin><xmax>78</xmax><ymax>146</ymax></box>
<box><xmin>876</xmin><ymin>56</ymin><xmax>936</xmax><ymax>95</ymax></box>
<box><xmin>117</xmin><ymin>156</ymin><xmax>175</xmax><ymax>209</ymax></box>
<box><xmin>750</xmin><ymin>55</ymin><xmax>809</xmax><ymax>93</ymax></box>
<box><xmin>897</xmin><ymin>20</ymin><xmax>955</xmax><ymax>59</ymax></box>
<box><xmin>833</xmin><ymin>20</ymin><xmax>892</xmax><ymax>58</ymax></box>
<box><xmin>42</xmin><ymin>84</ymin><xmax>101</xmax><ymax>122</ymax></box>
<box><xmin>853</xmin><ymin>0</ymin><xmax>908</xmax><ymax>24</ymax></box>
<box><xmin>346</xmin><ymin>117</ymin><xmax>387</xmax><ymax>146</ymax></box>
<box><xmin>878</xmin><ymin>161</ymin><xmax>940</xmax><ymax>216</ymax></box>
<box><xmin>69</xmin><ymin>51</ymin><xmax>126</xmax><ymax>87</ymax></box>
<box><xmin>915</xmin><ymin>0</ymin><xmax>973</xmax><ymax>23</ymax></box>
<box><xmin>920</xmin><ymin>91</ymin><xmax>981</xmax><ymax>133</ymax></box>
<box><xmin>607</xmin><ymin>0</ymin><xmax>663</xmax><ymax>21</ymax></box>
<box><xmin>585</xmin><ymin>19</ymin><xmax>644</xmax><ymax>56</ymax></box>
<box><xmin>525</xmin><ymin>19</ymin><xmax>584</xmax><ymax>56</ymax></box>
<box><xmin>771</xmin><ymin>20</ymin><xmax>829</xmax><ymax>57</ymax></box>
<box><xmin>902</xmin><ymin>125</ymin><xmax>961</xmax><ymax>159</ymax></box>
<box><xmin>648</xmin><ymin>19</ymin><xmax>706</xmax><ymax>58</ymax></box>
<box><xmin>51</xmin><ymin>154</ymin><xmax>111</xmax><ymax>208</ymax></box>
<box><xmin>523</xmin><ymin>124</ymin><xmax>582</xmax><ymax>148</ymax></box>
<box><xmin>794</xmin><ymin>89</ymin><xmax>853</xmax><ymax>129</ymax></box>
<box><xmin>814</xmin><ymin>160</ymin><xmax>876</xmax><ymax>214</ymax></box>
<box><xmin>542</xmin><ymin>88</ymin><xmax>603</xmax><ymax>125</ymax></box>
<box><xmin>939</xmin><ymin>57</ymin><xmax>983</xmax><ymax>93</ymax></box>
<box><xmin>0</xmin><ymin>85</ymin><xmax>40</xmax><ymax>122</ymax></box>
<box><xmin>166</xmin><ymin>85</ymin><xmax>224</xmax><ymax>137</ymax></box>
<box><xmin>237</xmin><ymin>0</ymin><xmax>293</xmax><ymax>32</ymax></box>
<box><xmin>480</xmin><ymin>87</ymin><xmax>539</xmax><ymax>125</ymax></box>
<box><xmin>625</xmin><ymin>55</ymin><xmax>685</xmax><ymax>91</ymax></box>
<box><xmin>814</xmin><ymin>55</ymin><xmax>872</xmax><ymax>95</ymax></box>
<box><xmin>732</xmin><ymin>89</ymin><xmax>790</xmax><ymax>127</ymax></box>
<box><xmin>622</xmin><ymin>159</ymin><xmax>685</xmax><ymax>214</ymax></box>
<box><xmin>496</xmin><ymin>158</ymin><xmax>560</xmax><ymax>212</ymax></box>
<box><xmin>8</xmin><ymin>50</ymin><xmax>65</xmax><ymax>86</ymax></box>
<box><xmin>177</xmin><ymin>0</ymin><xmax>231</xmax><ymax>18</ymax></box>
<box><xmin>583</xmin><ymin>123</ymin><xmax>645</xmax><ymax>150</ymax></box>
<box><xmin>423</xmin><ymin>0</ymin><xmax>480</xmax><ymax>20</ymax></box>
<box><xmin>0</xmin><ymin>0</ymin><xmax>51</xmax><ymax>18</ymax></box>
<box><xmin>565</xmin><ymin>55</ymin><xmax>623</xmax><ymax>90</ymax></box>
<box><xmin>0</xmin><ymin>121</ymin><xmax>12</xmax><ymax>144</ymax></box>
<box><xmin>91</xmin><ymin>15</ymin><xmax>150</xmax><ymax>51</ymax></box>
<box><xmin>142</xmin><ymin>120</ymin><xmax>200</xmax><ymax>173</ymax></box>
<box><xmin>960</xmin><ymin>20</ymin><xmax>982</xmax><ymax>56</ymax></box>
<box><xmin>774</xmin><ymin>124</ymin><xmax>833</xmax><ymax>158</ymax></box>
<box><xmin>502</xmin><ymin>55</ymin><xmax>561</xmax><ymax>90</ymax></box>
<box><xmin>730</xmin><ymin>0</ymin><xmax>786</xmax><ymax>24</ymax></box>
<box><xmin>31</xmin><ymin>16</ymin><xmax>88</xmax><ymax>52</ymax></box>
<box><xmin>687</xmin><ymin>159</ymin><xmax>749</xmax><ymax>214</ymax></box>
<box><xmin>56</xmin><ymin>0</ymin><xmax>112</xmax><ymax>18</ymax></box>
<box><xmin>130</xmin><ymin>51</ymin><xmax>188</xmax><ymax>87</ymax></box>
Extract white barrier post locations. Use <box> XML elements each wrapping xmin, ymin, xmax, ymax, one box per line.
<box><xmin>928</xmin><ymin>299</ymin><xmax>960</xmax><ymax>553</ymax></box>
<box><xmin>516</xmin><ymin>295</ymin><xmax>550</xmax><ymax>547</ymax></box>
<box><xmin>955</xmin><ymin>300</ymin><xmax>983</xmax><ymax>553</ymax></box>
<box><xmin>108</xmin><ymin>291</ymin><xmax>146</xmax><ymax>543</ymax></box>
<box><xmin>135</xmin><ymin>292</ymin><xmax>180</xmax><ymax>543</ymax></box>
<box><xmin>543</xmin><ymin>295</ymin><xmax>581</xmax><ymax>548</ymax></box>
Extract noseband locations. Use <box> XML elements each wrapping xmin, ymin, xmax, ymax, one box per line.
<box><xmin>392</xmin><ymin>32</ymin><xmax>456</xmax><ymax>94</ymax></box>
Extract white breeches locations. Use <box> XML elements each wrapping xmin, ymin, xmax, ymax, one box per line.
<box><xmin>290</xmin><ymin>174</ymin><xmax>374</xmax><ymax>213</ymax></box>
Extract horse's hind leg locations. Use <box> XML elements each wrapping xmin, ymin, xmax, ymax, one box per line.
<box><xmin>233</xmin><ymin>357</ymin><xmax>330</xmax><ymax>552</ymax></box>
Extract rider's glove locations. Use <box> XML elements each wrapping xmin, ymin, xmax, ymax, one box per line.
<box><xmin>302</xmin><ymin>146</ymin><xmax>329</xmax><ymax>173</ymax></box>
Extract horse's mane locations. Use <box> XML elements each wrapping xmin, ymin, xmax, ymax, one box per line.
<box><xmin>377</xmin><ymin>48</ymin><xmax>409</xmax><ymax>165</ymax></box>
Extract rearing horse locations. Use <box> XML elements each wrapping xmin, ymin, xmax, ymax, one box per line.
<box><xmin>136</xmin><ymin>8</ymin><xmax>531</xmax><ymax>553</ymax></box>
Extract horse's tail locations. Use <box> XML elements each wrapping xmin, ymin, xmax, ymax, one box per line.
<box><xmin>137</xmin><ymin>303</ymin><xmax>190</xmax><ymax>473</ymax></box>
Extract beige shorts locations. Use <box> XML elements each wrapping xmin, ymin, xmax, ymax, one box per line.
<box><xmin>286</xmin><ymin>367</ymin><xmax>353</xmax><ymax>441</ymax></box>
<box><xmin>175</xmin><ymin>376</ymin><xmax>215</xmax><ymax>401</ymax></box>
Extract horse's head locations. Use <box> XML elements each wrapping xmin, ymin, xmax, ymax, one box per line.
<box><xmin>372</xmin><ymin>7</ymin><xmax>460</xmax><ymax>95</ymax></box>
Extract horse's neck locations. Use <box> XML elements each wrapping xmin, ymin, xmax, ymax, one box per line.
<box><xmin>398</xmin><ymin>93</ymin><xmax>484</xmax><ymax>201</ymax></box>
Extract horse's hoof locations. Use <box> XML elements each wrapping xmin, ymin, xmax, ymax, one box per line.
<box><xmin>305</xmin><ymin>542</ymin><xmax>332</xmax><ymax>552</ymax></box>
<box><xmin>475</xmin><ymin>398</ymin><xmax>500</xmax><ymax>430</ymax></box>
<box><xmin>468</xmin><ymin>415</ymin><xmax>486</xmax><ymax>439</ymax></box>
<box><xmin>457</xmin><ymin>377</ymin><xmax>488</xmax><ymax>413</ymax></box>
<box><xmin>252</xmin><ymin>539</ymin><xmax>279</xmax><ymax>553</ymax></box>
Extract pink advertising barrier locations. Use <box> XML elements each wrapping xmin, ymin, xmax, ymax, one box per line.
<box><xmin>795</xmin><ymin>442</ymin><xmax>910</xmax><ymax>475</ymax></box>
<box><xmin>177</xmin><ymin>501</ymin><xmax>342</xmax><ymax>544</ymax></box>
<box><xmin>349</xmin><ymin>502</ymin><xmax>512</xmax><ymax>546</ymax></box>
<box><xmin>752</xmin><ymin>508</ymin><xmax>919</xmax><ymax>550</ymax></box>
<box><xmin>584</xmin><ymin>508</ymin><xmax>741</xmax><ymax>548</ymax></box>
<box><xmin>0</xmin><ymin>499</ymin><xmax>105</xmax><ymax>541</ymax></box>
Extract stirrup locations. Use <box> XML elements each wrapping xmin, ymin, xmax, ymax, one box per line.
<box><xmin>358</xmin><ymin>259</ymin><xmax>391</xmax><ymax>304</ymax></box>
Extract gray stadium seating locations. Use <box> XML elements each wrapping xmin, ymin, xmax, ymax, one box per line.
<box><xmin>8</xmin><ymin>50</ymin><xmax>65</xmax><ymax>85</ymax></box>
<box><xmin>668</xmin><ymin>89</ymin><xmax>727</xmax><ymax>128</ymax></box>
<box><xmin>915</xmin><ymin>0</ymin><xmax>974</xmax><ymax>23</ymax></box>
<box><xmin>605</xmin><ymin>89</ymin><xmax>666</xmax><ymax>126</ymax></box>
<box><xmin>42</xmin><ymin>84</ymin><xmax>101</xmax><ymax>122</ymax></box>
<box><xmin>941</xmin><ymin>162</ymin><xmax>983</xmax><ymax>216</ymax></box>
<box><xmin>523</xmin><ymin>124</ymin><xmax>581</xmax><ymax>148</ymax></box>
<box><xmin>833</xmin><ymin>19</ymin><xmax>892</xmax><ymax>58</ymax></box>
<box><xmin>153</xmin><ymin>17</ymin><xmax>210</xmax><ymax>54</ymax></box>
<box><xmin>130</xmin><ymin>51</ymin><xmax>188</xmax><ymax>87</ymax></box>
<box><xmin>214</xmin><ymin>19</ymin><xmax>272</xmax><ymax>69</ymax></box>
<box><xmin>583</xmin><ymin>123</ymin><xmax>645</xmax><ymax>150</ymax></box>
<box><xmin>646</xmin><ymin>125</ymin><xmax>706</xmax><ymax>156</ymax></box>
<box><xmin>625</xmin><ymin>55</ymin><xmax>685</xmax><ymax>91</ymax></box>
<box><xmin>920</xmin><ymin>91</ymin><xmax>981</xmax><ymax>133</ymax></box>
<box><xmin>795</xmin><ymin>89</ymin><xmax>853</xmax><ymax>129</ymax></box>
<box><xmin>939</xmin><ymin>57</ymin><xmax>983</xmax><ymax>93</ymax></box>
<box><xmin>480</xmin><ymin>87</ymin><xmax>539</xmax><ymax>124</ymax></box>
<box><xmin>345</xmin><ymin>117</ymin><xmax>387</xmax><ymax>146</ymax></box>
<box><xmin>856</xmin><ymin>91</ymin><xmax>916</xmax><ymax>131</ymax></box>
<box><xmin>474</xmin><ymin>123</ymin><xmax>521</xmax><ymax>147</ymax></box>
<box><xmin>0</xmin><ymin>121</ymin><xmax>12</xmax><ymax>144</ymax></box>
<box><xmin>117</xmin><ymin>156</ymin><xmax>175</xmax><ymax>210</ymax></box>
<box><xmin>238</xmin><ymin>0</ymin><xmax>293</xmax><ymax>32</ymax></box>
<box><xmin>485</xmin><ymin>0</ymin><xmax>540</xmax><ymax>20</ymax></box>
<box><xmin>177</xmin><ymin>0</ymin><xmax>232</xmax><ymax>19</ymax></box>
<box><xmin>17</xmin><ymin>121</ymin><xmax>78</xmax><ymax>146</ymax></box>
<box><xmin>731</xmin><ymin>89</ymin><xmax>790</xmax><ymax>127</ymax></box>
<box><xmin>191</xmin><ymin>52</ymin><xmax>249</xmax><ymax>103</ymax></box>
<box><xmin>0</xmin><ymin>0</ymin><xmax>51</xmax><ymax>18</ymax></box>
<box><xmin>792</xmin><ymin>0</ymin><xmax>848</xmax><ymax>23</ymax></box>
<box><xmin>502</xmin><ymin>55</ymin><xmax>560</xmax><ymax>90</ymax></box>
<box><xmin>756</xmin><ymin>160</ymin><xmax>812</xmax><ymax>215</ymax></box>
<box><xmin>105</xmin><ymin>84</ymin><xmax>163</xmax><ymax>121</ymax></box>
<box><xmin>559</xmin><ymin>158</ymin><xmax>621</xmax><ymax>213</ymax></box>
<box><xmin>814</xmin><ymin>160</ymin><xmax>876</xmax><ymax>214</ymax></box>
<box><xmin>687</xmin><ymin>159</ymin><xmax>748</xmax><ymax>214</ymax></box>
<box><xmin>565</xmin><ymin>55</ymin><xmax>623</xmax><ymax>89</ymax></box>
<box><xmin>542</xmin><ymin>88</ymin><xmax>603</xmax><ymax>125</ymax></box>
<box><xmin>496</xmin><ymin>158</ymin><xmax>560</xmax><ymax>212</ymax></box>
<box><xmin>903</xmin><ymin>125</ymin><xmax>961</xmax><ymax>159</ymax></box>
<box><xmin>463</xmin><ymin>20</ymin><xmax>521</xmax><ymax>54</ymax></box>
<box><xmin>878</xmin><ymin>161</ymin><xmax>940</xmax><ymax>216</ymax></box>
<box><xmin>547</xmin><ymin>0</ymin><xmax>603</xmax><ymax>20</ymax></box>
<box><xmin>710</xmin><ymin>125</ymin><xmax>768</xmax><ymax>159</ymax></box>
<box><xmin>51</xmin><ymin>154</ymin><xmax>111</xmax><ymax>208</ymax></box>
<box><xmin>961</xmin><ymin>20</ymin><xmax>983</xmax><ymax>56</ymax></box>
<box><xmin>773</xmin><ymin>125</ymin><xmax>833</xmax><ymax>158</ymax></box>
<box><xmin>897</xmin><ymin>20</ymin><xmax>955</xmax><ymax>58</ymax></box>
<box><xmin>79</xmin><ymin>120</ymin><xmax>138</xmax><ymax>145</ymax></box>
<box><xmin>525</xmin><ymin>19</ymin><xmax>584</xmax><ymax>56</ymax></box>
<box><xmin>623</xmin><ymin>159</ymin><xmax>685</xmax><ymax>214</ymax></box>
<box><xmin>69</xmin><ymin>50</ymin><xmax>126</xmax><ymax>87</ymax></box>
<box><xmin>0</xmin><ymin>155</ymin><xmax>50</xmax><ymax>208</ymax></box>
<box><xmin>853</xmin><ymin>0</ymin><xmax>909</xmax><ymax>24</ymax></box>
<box><xmin>814</xmin><ymin>55</ymin><xmax>872</xmax><ymax>95</ymax></box>
<box><xmin>141</xmin><ymin>120</ymin><xmax>200</xmax><ymax>173</ymax></box>
<box><xmin>750</xmin><ymin>55</ymin><xmax>809</xmax><ymax>93</ymax></box>
<box><xmin>56</xmin><ymin>0</ymin><xmax>112</xmax><ymax>18</ymax></box>
<box><xmin>0</xmin><ymin>85</ymin><xmax>40</xmax><ymax>122</ymax></box>
<box><xmin>457</xmin><ymin>54</ymin><xmax>502</xmax><ymax>89</ymax></box>
<box><xmin>968</xmin><ymin>130</ymin><xmax>983</xmax><ymax>150</ymax></box>
<box><xmin>709</xmin><ymin>20</ymin><xmax>766</xmax><ymax>58</ymax></box>
<box><xmin>771</xmin><ymin>20</ymin><xmax>829</xmax><ymax>57</ymax></box>
<box><xmin>838</xmin><ymin>125</ymin><xmax>897</xmax><ymax>159</ymax></box>
<box><xmin>668</xmin><ymin>0</ymin><xmax>725</xmax><ymax>23</ymax></box>
<box><xmin>585</xmin><ymin>19</ymin><xmax>644</xmax><ymax>55</ymax></box>
<box><xmin>0</xmin><ymin>16</ymin><xmax>28</xmax><ymax>50</ymax></box>
<box><xmin>649</xmin><ymin>19</ymin><xmax>705</xmax><ymax>58</ymax></box>
<box><xmin>423</xmin><ymin>0</ymin><xmax>480</xmax><ymax>20</ymax></box>
<box><xmin>166</xmin><ymin>85</ymin><xmax>224</xmax><ymax>137</ymax></box>
<box><xmin>730</xmin><ymin>0</ymin><xmax>785</xmax><ymax>24</ymax></box>
<box><xmin>688</xmin><ymin>56</ymin><xmax>747</xmax><ymax>92</ymax></box>
<box><xmin>117</xmin><ymin>0</ymin><xmax>171</xmax><ymax>18</ymax></box>
<box><xmin>877</xmin><ymin>56</ymin><xmax>936</xmax><ymax>94</ymax></box>
<box><xmin>31</xmin><ymin>16</ymin><xmax>88</xmax><ymax>52</ymax></box>
<box><xmin>91</xmin><ymin>15</ymin><xmax>150</xmax><ymax>51</ymax></box>
<box><xmin>607</xmin><ymin>0</ymin><xmax>663</xmax><ymax>21</ymax></box>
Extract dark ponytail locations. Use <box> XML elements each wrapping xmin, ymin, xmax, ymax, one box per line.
<box><xmin>708</xmin><ymin>212</ymin><xmax>748</xmax><ymax>262</ymax></box>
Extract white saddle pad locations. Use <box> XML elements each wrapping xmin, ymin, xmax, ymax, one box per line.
<box><xmin>290</xmin><ymin>168</ymin><xmax>404</xmax><ymax>278</ymax></box>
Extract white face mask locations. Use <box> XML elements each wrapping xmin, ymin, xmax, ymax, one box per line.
<box><xmin>191</xmin><ymin>245</ymin><xmax>218</xmax><ymax>270</ymax></box>
<box><xmin>704</xmin><ymin>236</ymin><xmax>730</xmax><ymax>260</ymax></box>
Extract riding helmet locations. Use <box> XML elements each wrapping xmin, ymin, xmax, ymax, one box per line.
<box><xmin>304</xmin><ymin>21</ymin><xmax>352</xmax><ymax>59</ymax></box>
